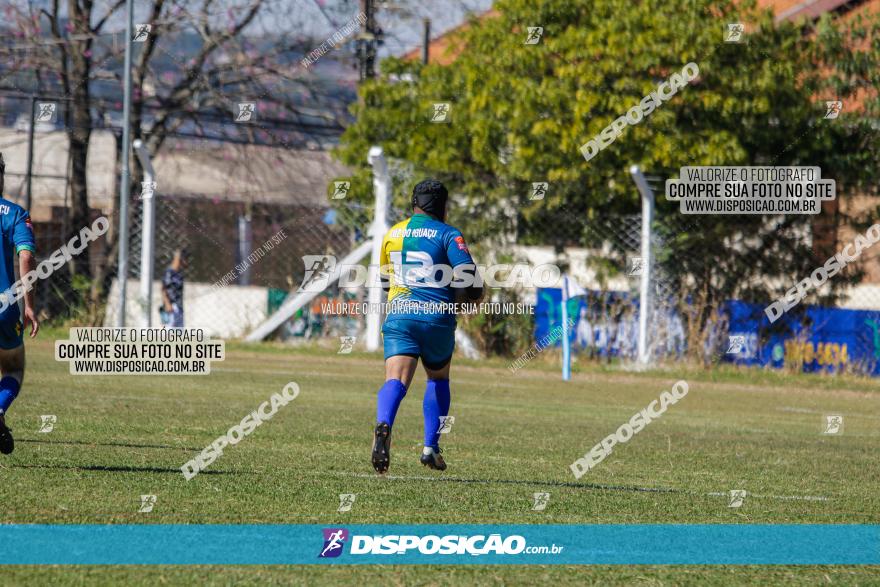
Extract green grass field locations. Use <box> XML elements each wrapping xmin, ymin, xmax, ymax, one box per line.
<box><xmin>1</xmin><ymin>329</ymin><xmax>879</xmax><ymax>585</ymax></box>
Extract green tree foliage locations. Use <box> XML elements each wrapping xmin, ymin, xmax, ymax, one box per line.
<box><xmin>336</xmin><ymin>0</ymin><xmax>880</xmax><ymax>356</ymax></box>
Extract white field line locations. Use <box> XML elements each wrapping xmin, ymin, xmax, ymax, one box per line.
<box><xmin>334</xmin><ymin>472</ymin><xmax>830</xmax><ymax>502</ymax></box>
<box><xmin>706</xmin><ymin>491</ymin><xmax>829</xmax><ymax>502</ymax></box>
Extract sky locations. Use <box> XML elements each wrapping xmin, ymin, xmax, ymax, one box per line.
<box><xmin>8</xmin><ymin>0</ymin><xmax>494</xmax><ymax>59</ymax></box>
<box><xmin>298</xmin><ymin>0</ymin><xmax>495</xmax><ymax>58</ymax></box>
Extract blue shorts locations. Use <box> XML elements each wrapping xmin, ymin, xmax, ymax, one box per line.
<box><xmin>0</xmin><ymin>309</ymin><xmax>23</xmax><ymax>350</ymax></box>
<box><xmin>160</xmin><ymin>303</ymin><xmax>184</xmax><ymax>328</ymax></box>
<box><xmin>382</xmin><ymin>319</ymin><xmax>455</xmax><ymax>369</ymax></box>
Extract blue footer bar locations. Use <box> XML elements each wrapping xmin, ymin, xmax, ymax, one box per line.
<box><xmin>2</xmin><ymin>524</ymin><xmax>878</xmax><ymax>565</ymax></box>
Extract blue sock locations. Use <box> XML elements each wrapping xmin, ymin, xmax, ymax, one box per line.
<box><xmin>423</xmin><ymin>379</ymin><xmax>451</xmax><ymax>448</ymax></box>
<box><xmin>0</xmin><ymin>376</ymin><xmax>21</xmax><ymax>414</ymax></box>
<box><xmin>376</xmin><ymin>379</ymin><xmax>407</xmax><ymax>427</ymax></box>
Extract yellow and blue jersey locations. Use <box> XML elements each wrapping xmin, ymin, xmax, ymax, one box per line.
<box><xmin>380</xmin><ymin>213</ymin><xmax>474</xmax><ymax>327</ymax></box>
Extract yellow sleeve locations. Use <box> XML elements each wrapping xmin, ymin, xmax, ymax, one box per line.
<box><xmin>380</xmin><ymin>233</ymin><xmax>389</xmax><ymax>268</ymax></box>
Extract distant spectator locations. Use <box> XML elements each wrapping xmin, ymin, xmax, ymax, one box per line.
<box><xmin>575</xmin><ymin>306</ymin><xmax>593</xmax><ymax>351</ymax></box>
<box><xmin>160</xmin><ymin>249</ymin><xmax>186</xmax><ymax>328</ymax></box>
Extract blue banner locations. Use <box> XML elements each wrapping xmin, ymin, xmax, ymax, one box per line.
<box><xmin>534</xmin><ymin>289</ymin><xmax>685</xmax><ymax>360</ymax></box>
<box><xmin>535</xmin><ymin>287</ymin><xmax>880</xmax><ymax>375</ymax></box>
<box><xmin>2</xmin><ymin>524</ymin><xmax>878</xmax><ymax>565</ymax></box>
<box><xmin>725</xmin><ymin>299</ymin><xmax>880</xmax><ymax>375</ymax></box>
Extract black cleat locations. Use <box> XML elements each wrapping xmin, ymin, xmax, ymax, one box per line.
<box><xmin>371</xmin><ymin>422</ymin><xmax>391</xmax><ymax>474</ymax></box>
<box><xmin>0</xmin><ymin>418</ymin><xmax>13</xmax><ymax>455</ymax></box>
<box><xmin>420</xmin><ymin>446</ymin><xmax>446</xmax><ymax>471</ymax></box>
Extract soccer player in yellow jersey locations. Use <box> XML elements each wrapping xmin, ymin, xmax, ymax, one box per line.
<box><xmin>371</xmin><ymin>180</ymin><xmax>482</xmax><ymax>474</ymax></box>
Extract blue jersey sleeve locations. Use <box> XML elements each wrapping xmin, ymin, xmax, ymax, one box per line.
<box><xmin>445</xmin><ymin>228</ymin><xmax>474</xmax><ymax>267</ymax></box>
<box><xmin>13</xmin><ymin>208</ymin><xmax>35</xmax><ymax>254</ymax></box>
<box><xmin>162</xmin><ymin>268</ymin><xmax>173</xmax><ymax>288</ymax></box>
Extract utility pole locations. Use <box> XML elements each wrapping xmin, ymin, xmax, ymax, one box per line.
<box><xmin>422</xmin><ymin>18</ymin><xmax>430</xmax><ymax>65</ymax></box>
<box><xmin>356</xmin><ymin>0</ymin><xmax>383</xmax><ymax>81</ymax></box>
<box><xmin>116</xmin><ymin>0</ymin><xmax>134</xmax><ymax>327</ymax></box>
<box><xmin>24</xmin><ymin>96</ymin><xmax>36</xmax><ymax>211</ymax></box>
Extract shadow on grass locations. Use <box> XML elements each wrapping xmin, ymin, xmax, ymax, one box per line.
<box><xmin>12</xmin><ymin>463</ymin><xmax>245</xmax><ymax>475</ymax></box>
<box><xmin>18</xmin><ymin>438</ymin><xmax>203</xmax><ymax>452</ymax></box>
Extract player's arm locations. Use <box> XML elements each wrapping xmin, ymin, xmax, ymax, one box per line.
<box><xmin>457</xmin><ymin>273</ymin><xmax>483</xmax><ymax>303</ymax></box>
<box><xmin>13</xmin><ymin>209</ymin><xmax>38</xmax><ymax>337</ymax></box>
<box><xmin>18</xmin><ymin>250</ymin><xmax>38</xmax><ymax>337</ymax></box>
<box><xmin>160</xmin><ymin>270</ymin><xmax>173</xmax><ymax>311</ymax></box>
<box><xmin>379</xmin><ymin>237</ymin><xmax>391</xmax><ymax>295</ymax></box>
<box><xmin>447</xmin><ymin>231</ymin><xmax>483</xmax><ymax>302</ymax></box>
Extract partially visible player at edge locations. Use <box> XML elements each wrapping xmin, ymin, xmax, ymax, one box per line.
<box><xmin>371</xmin><ymin>179</ymin><xmax>482</xmax><ymax>474</ymax></box>
<box><xmin>0</xmin><ymin>153</ymin><xmax>40</xmax><ymax>455</ymax></box>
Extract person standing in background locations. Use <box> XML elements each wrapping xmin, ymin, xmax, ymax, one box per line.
<box><xmin>160</xmin><ymin>249</ymin><xmax>186</xmax><ymax>328</ymax></box>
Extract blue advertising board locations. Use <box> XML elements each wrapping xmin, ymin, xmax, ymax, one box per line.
<box><xmin>534</xmin><ymin>288</ymin><xmax>685</xmax><ymax>360</ymax></box>
<box><xmin>535</xmin><ymin>288</ymin><xmax>880</xmax><ymax>375</ymax></box>
<box><xmin>724</xmin><ymin>299</ymin><xmax>880</xmax><ymax>375</ymax></box>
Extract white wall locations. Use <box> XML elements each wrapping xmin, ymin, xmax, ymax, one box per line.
<box><xmin>105</xmin><ymin>279</ymin><xmax>270</xmax><ymax>338</ymax></box>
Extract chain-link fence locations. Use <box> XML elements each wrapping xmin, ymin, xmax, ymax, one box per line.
<box><xmin>6</xmin><ymin>83</ymin><xmax>880</xmax><ymax>375</ymax></box>
<box><xmin>112</xmin><ymin>158</ymin><xmax>880</xmax><ymax>377</ymax></box>
<box><xmin>0</xmin><ymin>92</ymin><xmax>115</xmax><ymax>323</ymax></box>
<box><xmin>116</xmin><ymin>188</ymin><xmax>381</xmax><ymax>340</ymax></box>
<box><xmin>470</xmin><ymin>169</ymin><xmax>880</xmax><ymax>375</ymax></box>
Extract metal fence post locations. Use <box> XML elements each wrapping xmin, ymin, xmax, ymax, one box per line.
<box><xmin>237</xmin><ymin>213</ymin><xmax>253</xmax><ymax>286</ymax></box>
<box><xmin>630</xmin><ymin>165</ymin><xmax>655</xmax><ymax>366</ymax></box>
<box><xmin>116</xmin><ymin>0</ymin><xmax>134</xmax><ymax>327</ymax></box>
<box><xmin>133</xmin><ymin>140</ymin><xmax>155</xmax><ymax>327</ymax></box>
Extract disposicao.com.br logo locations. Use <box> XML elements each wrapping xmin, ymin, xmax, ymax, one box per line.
<box><xmin>318</xmin><ymin>528</ymin><xmax>563</xmax><ymax>558</ymax></box>
<box><xmin>319</xmin><ymin>528</ymin><xmax>349</xmax><ymax>558</ymax></box>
